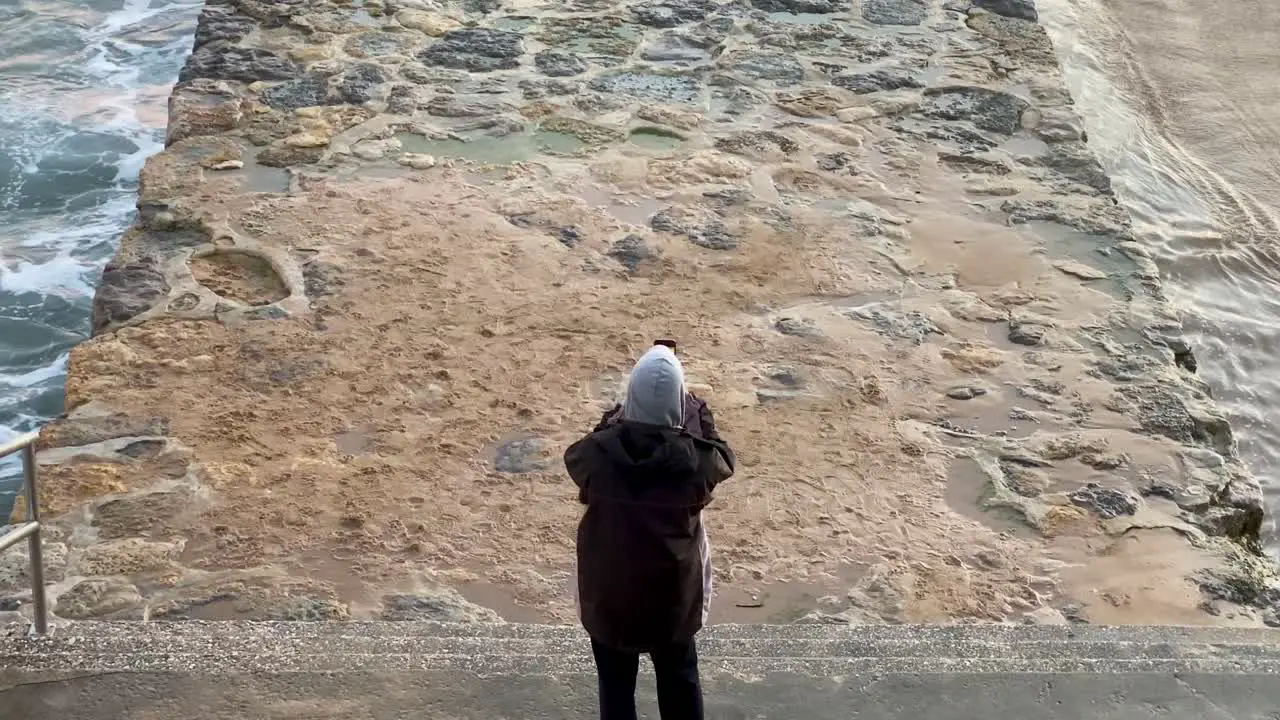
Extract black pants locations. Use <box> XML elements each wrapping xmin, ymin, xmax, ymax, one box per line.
<box><xmin>590</xmin><ymin>638</ymin><xmax>704</xmax><ymax>720</ymax></box>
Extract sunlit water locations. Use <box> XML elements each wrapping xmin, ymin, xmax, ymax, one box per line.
<box><xmin>0</xmin><ymin>0</ymin><xmax>200</xmax><ymax>506</ymax></box>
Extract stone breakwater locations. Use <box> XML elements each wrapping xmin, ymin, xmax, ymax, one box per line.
<box><xmin>1</xmin><ymin>0</ymin><xmax>1277</xmax><ymax>625</ymax></box>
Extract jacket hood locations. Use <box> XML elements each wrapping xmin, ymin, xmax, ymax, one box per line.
<box><xmin>595</xmin><ymin>423</ymin><xmax>699</xmax><ymax>477</ymax></box>
<box><xmin>622</xmin><ymin>345</ymin><xmax>686</xmax><ymax>428</ymax></box>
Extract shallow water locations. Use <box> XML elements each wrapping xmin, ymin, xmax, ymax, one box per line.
<box><xmin>1039</xmin><ymin>0</ymin><xmax>1280</xmax><ymax>553</ymax></box>
<box><xmin>0</xmin><ymin>0</ymin><xmax>199</xmax><ymax>504</ymax></box>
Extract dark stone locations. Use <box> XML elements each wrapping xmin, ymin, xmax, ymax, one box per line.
<box><xmin>833</xmin><ymin>69</ymin><xmax>923</xmax><ymax>94</ymax></box>
<box><xmin>608</xmin><ymin>234</ymin><xmax>660</xmax><ymax>271</ymax></box>
<box><xmin>703</xmin><ymin>188</ymin><xmax>753</xmax><ymax>207</ymax></box>
<box><xmin>494</xmin><ymin>437</ymin><xmax>549</xmax><ymax>473</ymax></box>
<box><xmin>921</xmin><ymin>86</ymin><xmax>1030</xmax><ymax>135</ymax></box>
<box><xmin>425</xmin><ymin>96</ymin><xmax>509</xmax><ymax>117</ymax></box>
<box><xmin>534</xmin><ymin>50</ymin><xmax>588</xmax><ymax>77</ymax></box>
<box><xmin>337</xmin><ymin>63</ymin><xmax>390</xmax><ymax>105</ymax></box>
<box><xmin>303</xmin><ymin>261</ymin><xmax>343</xmax><ymax>298</ymax></box>
<box><xmin>257</xmin><ymin>145</ymin><xmax>324</xmax><ymax>168</ymax></box>
<box><xmin>1140</xmin><ymin>481</ymin><xmax>1178</xmax><ymax>500</ymax></box>
<box><xmin>0</xmin><ymin>597</ymin><xmax>22</xmax><ymax>612</ymax></box>
<box><xmin>973</xmin><ymin>0</ymin><xmax>1037</xmax><ymax>21</ymax></box>
<box><xmin>1007</xmin><ymin>319</ymin><xmax>1049</xmax><ymax>346</ymax></box>
<box><xmin>92</xmin><ymin>262</ymin><xmax>169</xmax><ymax>334</ymax></box>
<box><xmin>752</xmin><ymin>0</ymin><xmax>848</xmax><ymax>11</ymax></box>
<box><xmin>634</xmin><ymin>0</ymin><xmax>718</xmax><ymax>27</ymax></box>
<box><xmin>118</xmin><ymin>439</ymin><xmax>166</xmax><ymax>459</ymax></box>
<box><xmin>999</xmin><ymin>198</ymin><xmax>1131</xmax><ymax>237</ymax></box>
<box><xmin>905</xmin><ymin>122</ymin><xmax>998</xmax><ymax>153</ymax></box>
<box><xmin>381</xmin><ymin>592</ymin><xmax>499</xmax><ymax>622</ymax></box>
<box><xmin>714</xmin><ymin>130</ymin><xmax>799</xmax><ymax>156</ymax></box>
<box><xmin>556</xmin><ymin>227</ymin><xmax>583</xmax><ymax>248</ymax></box>
<box><xmin>774</xmin><ymin>317</ymin><xmax>821</xmax><ymax>338</ymax></box>
<box><xmin>816</xmin><ymin>152</ymin><xmax>859</xmax><ymax>174</ymax></box>
<box><xmin>386</xmin><ymin>84</ymin><xmax>422</xmax><ymax>114</ymax></box>
<box><xmin>193</xmin><ymin>2</ymin><xmax>256</xmax><ymax>49</ymax></box>
<box><xmin>1115</xmin><ymin>385</ymin><xmax>1235</xmax><ymax>456</ymax></box>
<box><xmin>1033</xmin><ymin>142</ymin><xmax>1112</xmax><ymax>194</ymax></box>
<box><xmin>766</xmin><ymin>365</ymin><xmax>804</xmax><ymax>387</ymax></box>
<box><xmin>589</xmin><ymin>72</ymin><xmax>703</xmax><ymax>104</ymax></box>
<box><xmin>42</xmin><ymin>414</ymin><xmax>169</xmax><ymax>449</ymax></box>
<box><xmin>346</xmin><ymin>31</ymin><xmax>415</xmax><ymax>58</ymax></box>
<box><xmin>731</xmin><ymin>53</ymin><xmax>805</xmax><ymax>85</ymax></box>
<box><xmin>946</xmin><ymin>386</ymin><xmax>987</xmax><ymax>400</ymax></box>
<box><xmin>179</xmin><ymin>43</ymin><xmax>299</xmax><ymax>83</ymax></box>
<box><xmin>847</xmin><ymin>305</ymin><xmax>942</xmax><ymax>344</ymax></box>
<box><xmin>260</xmin><ymin>75</ymin><xmax>334</xmax><ymax>111</ymax></box>
<box><xmin>270</xmin><ymin>597</ymin><xmax>348</xmax><ymax>622</ymax></box>
<box><xmin>521</xmin><ymin>78</ymin><xmax>581</xmax><ymax>99</ymax></box>
<box><xmin>1092</xmin><ymin>353</ymin><xmax>1163</xmax><ymax>383</ymax></box>
<box><xmin>418</xmin><ymin>29</ymin><xmax>525</xmax><ymax>72</ymax></box>
<box><xmin>641</xmin><ymin>34</ymin><xmax>714</xmax><ymax>64</ymax></box>
<box><xmin>463</xmin><ymin>0</ymin><xmax>504</xmax><ymax>13</ymax></box>
<box><xmin>1068</xmin><ymin>483</ymin><xmax>1137</xmax><ymax>519</ymax></box>
<box><xmin>244</xmin><ymin>306</ymin><xmax>289</xmax><ymax>320</ymax></box>
<box><xmin>862</xmin><ymin>0</ymin><xmax>926</xmax><ymax>25</ymax></box>
<box><xmin>688</xmin><ymin>222</ymin><xmax>738</xmax><ymax>250</ymax></box>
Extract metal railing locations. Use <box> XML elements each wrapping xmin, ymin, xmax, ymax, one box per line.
<box><xmin>0</xmin><ymin>430</ymin><xmax>48</xmax><ymax>635</ymax></box>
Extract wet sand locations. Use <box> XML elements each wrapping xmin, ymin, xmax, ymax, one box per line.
<box><xmin>1</xmin><ymin>0</ymin><xmax>1276</xmax><ymax>627</ymax></box>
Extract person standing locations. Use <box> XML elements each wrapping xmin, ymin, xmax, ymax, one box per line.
<box><xmin>564</xmin><ymin>344</ymin><xmax>736</xmax><ymax>720</ymax></box>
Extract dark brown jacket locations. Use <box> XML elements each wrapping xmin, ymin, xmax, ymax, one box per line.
<box><xmin>565</xmin><ymin>400</ymin><xmax>734</xmax><ymax>651</ymax></box>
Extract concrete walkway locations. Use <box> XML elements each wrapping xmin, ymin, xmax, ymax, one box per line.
<box><xmin>2</xmin><ymin>622</ymin><xmax>1278</xmax><ymax>718</ymax></box>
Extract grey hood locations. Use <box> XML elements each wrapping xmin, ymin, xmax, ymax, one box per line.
<box><xmin>621</xmin><ymin>345</ymin><xmax>686</xmax><ymax>428</ymax></box>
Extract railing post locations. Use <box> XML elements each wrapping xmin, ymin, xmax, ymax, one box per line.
<box><xmin>22</xmin><ymin>443</ymin><xmax>47</xmax><ymax>635</ymax></box>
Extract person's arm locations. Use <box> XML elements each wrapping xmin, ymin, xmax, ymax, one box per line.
<box><xmin>692</xmin><ymin>397</ymin><xmax>735</xmax><ymax>487</ymax></box>
<box><xmin>564</xmin><ymin>436</ymin><xmax>593</xmax><ymax>504</ymax></box>
<box><xmin>594</xmin><ymin>403</ymin><xmax>622</xmax><ymax>432</ymax></box>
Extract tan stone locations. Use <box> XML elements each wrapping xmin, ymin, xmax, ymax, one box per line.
<box><xmin>284</xmin><ymin>132</ymin><xmax>331</xmax><ymax>148</ymax></box>
<box><xmin>395</xmin><ymin>9</ymin><xmax>462</xmax><ymax>35</ymax></box>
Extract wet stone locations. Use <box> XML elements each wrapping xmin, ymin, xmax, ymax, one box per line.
<box><xmin>946</xmin><ymin>386</ymin><xmax>987</xmax><ymax>400</ymax></box>
<box><xmin>833</xmin><ymin>69</ymin><xmax>923</xmax><ymax>94</ymax></box>
<box><xmin>633</xmin><ymin>0</ymin><xmax>718</xmax><ymax>27</ymax></box>
<box><xmin>557</xmin><ymin>227</ymin><xmax>584</xmax><ymax>248</ymax></box>
<box><xmin>495</xmin><ymin>437</ymin><xmax>549</xmax><ymax>473</ymax></box>
<box><xmin>1069</xmin><ymin>483</ymin><xmax>1137</xmax><ymax>519</ymax></box>
<box><xmin>642</xmin><ymin>34</ymin><xmax>714</xmax><ymax>64</ymax></box>
<box><xmin>337</xmin><ymin>63</ymin><xmax>390</xmax><ymax>104</ymax></box>
<box><xmin>862</xmin><ymin>0</ymin><xmax>926</xmax><ymax>25</ymax></box>
<box><xmin>382</xmin><ymin>591</ymin><xmax>503</xmax><ymax>623</ymax></box>
<box><xmin>535</xmin><ymin>50</ymin><xmax>588</xmax><ymax>77</ymax></box>
<box><xmin>730</xmin><ymin>52</ymin><xmax>805</xmax><ymax>85</ymax></box>
<box><xmin>55</xmin><ymin>578</ymin><xmax>142</xmax><ymax>620</ymax></box>
<box><xmin>92</xmin><ymin>262</ymin><xmax>168</xmax><ymax>334</ymax></box>
<box><xmin>921</xmin><ymin>86</ymin><xmax>1030</xmax><ymax>135</ymax></box>
<box><xmin>847</xmin><ymin>305</ymin><xmax>942</xmax><ymax>344</ymax></box>
<box><xmin>608</xmin><ymin>234</ymin><xmax>660</xmax><ymax>272</ymax></box>
<box><xmin>41</xmin><ymin>414</ymin><xmax>169</xmax><ymax>449</ymax></box>
<box><xmin>260</xmin><ymin>75</ymin><xmax>335</xmax><ymax>112</ymax></box>
<box><xmin>816</xmin><ymin>152</ymin><xmax>859</xmax><ymax>174</ymax></box>
<box><xmin>270</xmin><ymin>597</ymin><xmax>349</xmax><ymax>622</ymax></box>
<box><xmin>1008</xmin><ymin>318</ymin><xmax>1050</xmax><ymax>346</ymax></box>
<box><xmin>714</xmin><ymin>130</ymin><xmax>800</xmax><ymax>156</ymax></box>
<box><xmin>1031</xmin><ymin>142</ymin><xmax>1113</xmax><ymax>194</ymax></box>
<box><xmin>973</xmin><ymin>0</ymin><xmax>1038</xmax><ymax>21</ymax></box>
<box><xmin>193</xmin><ymin>3</ymin><xmax>255</xmax><ymax>48</ymax></box>
<box><xmin>386</xmin><ymin>84</ymin><xmax>424</xmax><ymax>114</ymax></box>
<box><xmin>180</xmin><ymin>45</ymin><xmax>299</xmax><ymax>83</ymax></box>
<box><xmin>426</xmin><ymin>96</ymin><xmax>511</xmax><ymax>117</ymax></box>
<box><xmin>590</xmin><ymin>72</ymin><xmax>703</xmax><ymax>104</ymax></box>
<box><xmin>751</xmin><ymin>0</ymin><xmax>849</xmax><ymax>11</ymax></box>
<box><xmin>418</xmin><ymin>28</ymin><xmax>525</xmax><ymax>72</ymax></box>
<box><xmin>346</xmin><ymin>31</ymin><xmax>417</xmax><ymax>58</ymax></box>
<box><xmin>774</xmin><ymin>317</ymin><xmax>822</xmax><ymax>338</ymax></box>
<box><xmin>765</xmin><ymin>365</ymin><xmax>804</xmax><ymax>387</ymax></box>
